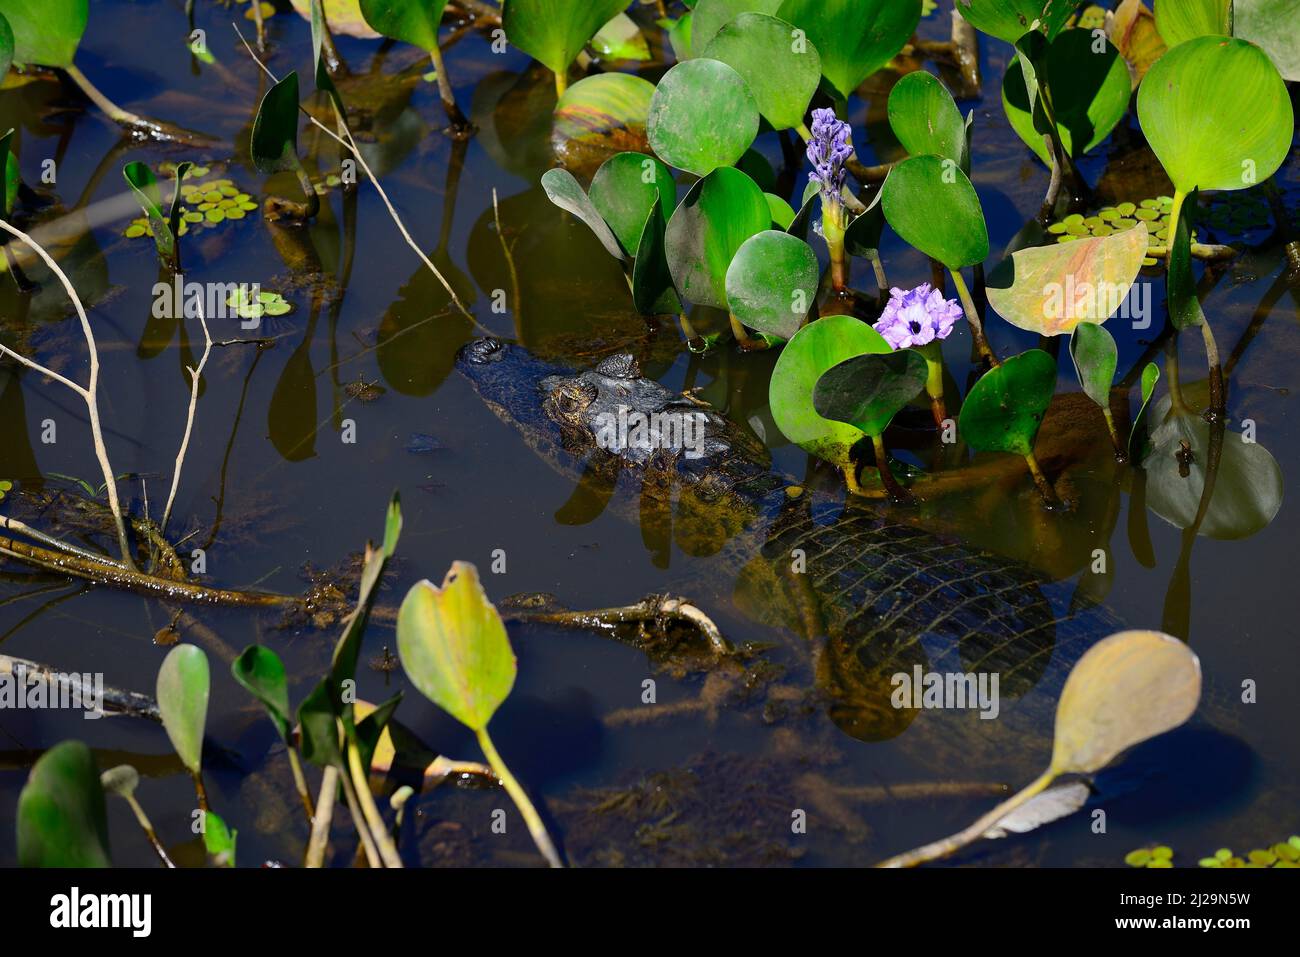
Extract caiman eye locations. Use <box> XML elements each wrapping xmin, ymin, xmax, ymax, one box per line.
<box><xmin>550</xmin><ymin>381</ymin><xmax>597</xmax><ymax>416</ymax></box>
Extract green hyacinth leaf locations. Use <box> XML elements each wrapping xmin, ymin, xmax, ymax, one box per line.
<box><xmin>17</xmin><ymin>741</ymin><xmax>110</xmax><ymax>867</ymax></box>
<box><xmin>588</xmin><ymin>151</ymin><xmax>675</xmax><ymax>257</ymax></box>
<box><xmin>540</xmin><ymin>166</ymin><xmax>626</xmax><ymax>261</ymax></box>
<box><xmin>251</xmin><ymin>71</ymin><xmax>304</xmax><ymax>174</ymax></box>
<box><xmin>769</xmin><ymin>313</ymin><xmax>892</xmax><ymax>468</ymax></box>
<box><xmin>888</xmin><ymin>69</ymin><xmax>967</xmax><ymax>167</ymax></box>
<box><xmin>690</xmin><ymin>0</ymin><xmax>783</xmax><ymax>51</ymax></box>
<box><xmin>725</xmin><ymin>229</ymin><xmax>819</xmax><ymax>341</ymax></box>
<box><xmin>882</xmin><ymin>154</ymin><xmax>988</xmax><ymax>269</ymax></box>
<box><xmin>156</xmin><ymin>644</ymin><xmax>210</xmax><ymax>777</ymax></box>
<box><xmin>501</xmin><ymin>0</ymin><xmax>630</xmax><ymax>76</ymax></box>
<box><xmin>631</xmin><ymin>197</ymin><xmax>683</xmax><ymax>315</ymax></box>
<box><xmin>953</xmin><ymin>0</ymin><xmax>1073</xmax><ymax>45</ymax></box>
<box><xmin>648</xmin><ymin>58</ymin><xmax>759</xmax><ymax>176</ymax></box>
<box><xmin>701</xmin><ymin>12</ymin><xmax>822</xmax><ymax>132</ymax></box>
<box><xmin>1154</xmin><ymin>0</ymin><xmax>1231</xmax><ymax>48</ymax></box>
<box><xmin>958</xmin><ymin>349</ymin><xmax>1057</xmax><ymax>456</ymax></box>
<box><xmin>1069</xmin><ymin>320</ymin><xmax>1118</xmax><ymax>409</ymax></box>
<box><xmin>1235</xmin><ymin>0</ymin><xmax>1300</xmax><ymax>81</ymax></box>
<box><xmin>1136</xmin><ymin>36</ymin><xmax>1293</xmax><ymax>194</ymax></box>
<box><xmin>0</xmin><ymin>0</ymin><xmax>87</xmax><ymax>68</ymax></box>
<box><xmin>664</xmin><ymin>166</ymin><xmax>770</xmax><ymax>309</ymax></box>
<box><xmin>777</xmin><ymin>0</ymin><xmax>921</xmax><ymax>100</ymax></box>
<box><xmin>813</xmin><ymin>349</ymin><xmax>929</xmax><ymax>437</ymax></box>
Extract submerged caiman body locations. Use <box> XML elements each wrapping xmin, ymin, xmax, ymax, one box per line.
<box><xmin>457</xmin><ymin>338</ymin><xmax>1131</xmax><ymax>770</ymax></box>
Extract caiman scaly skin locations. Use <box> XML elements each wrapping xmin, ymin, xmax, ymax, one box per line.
<box><xmin>457</xmin><ymin>338</ymin><xmax>1127</xmax><ymax>766</ymax></box>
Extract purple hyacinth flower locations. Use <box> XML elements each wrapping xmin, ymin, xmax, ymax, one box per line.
<box><xmin>873</xmin><ymin>284</ymin><xmax>964</xmax><ymax>350</ymax></box>
<box><xmin>806</xmin><ymin>107</ymin><xmax>853</xmax><ymax>200</ymax></box>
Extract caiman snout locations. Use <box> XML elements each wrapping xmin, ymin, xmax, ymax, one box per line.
<box><xmin>459</xmin><ymin>336</ymin><xmax>506</xmax><ymax>365</ymax></box>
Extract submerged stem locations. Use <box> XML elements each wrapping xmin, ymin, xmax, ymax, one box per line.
<box><xmin>305</xmin><ymin>765</ymin><xmax>340</xmax><ymax>868</ymax></box>
<box><xmin>475</xmin><ymin>727</ymin><xmax>563</xmax><ymax>868</ymax></box>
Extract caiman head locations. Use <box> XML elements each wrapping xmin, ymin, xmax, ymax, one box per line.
<box><xmin>457</xmin><ymin>338</ymin><xmax>781</xmax><ymax>535</ymax></box>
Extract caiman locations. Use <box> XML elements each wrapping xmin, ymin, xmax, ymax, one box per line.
<box><xmin>456</xmin><ymin>337</ymin><xmax>1220</xmax><ymax>783</ymax></box>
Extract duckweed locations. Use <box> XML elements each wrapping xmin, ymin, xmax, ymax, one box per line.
<box><xmin>123</xmin><ymin>169</ymin><xmax>258</xmax><ymax>241</ymax></box>
<box><xmin>226</xmin><ymin>286</ymin><xmax>293</xmax><ymax>321</ymax></box>
<box><xmin>1049</xmin><ymin>195</ymin><xmax>1196</xmax><ymax>267</ymax></box>
<box><xmin>1197</xmin><ymin>836</ymin><xmax>1300</xmax><ymax>868</ymax></box>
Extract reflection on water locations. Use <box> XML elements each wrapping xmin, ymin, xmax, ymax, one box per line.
<box><xmin>0</xmin><ymin>1</ymin><xmax>1297</xmax><ymax>867</ymax></box>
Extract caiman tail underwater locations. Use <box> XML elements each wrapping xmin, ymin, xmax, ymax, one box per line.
<box><xmin>456</xmin><ymin>337</ymin><xmax>1207</xmax><ymax>777</ymax></box>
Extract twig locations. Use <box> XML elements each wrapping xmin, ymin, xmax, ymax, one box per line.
<box><xmin>503</xmin><ymin>595</ymin><xmax>731</xmax><ymax>654</ymax></box>
<box><xmin>0</xmin><ymin>220</ymin><xmax>136</xmax><ymax>570</ymax></box>
<box><xmin>0</xmin><ymin>514</ymin><xmax>125</xmax><ymax>568</ymax></box>
<box><xmin>0</xmin><ymin>653</ymin><xmax>161</xmax><ymax>720</ymax></box>
<box><xmin>161</xmin><ymin>305</ymin><xmax>213</xmax><ymax>535</ymax></box>
<box><xmin>0</xmin><ymin>533</ymin><xmax>294</xmax><ymax>607</ymax></box>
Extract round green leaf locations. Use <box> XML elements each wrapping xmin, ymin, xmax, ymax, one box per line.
<box><xmin>1235</xmin><ymin>0</ymin><xmax>1300</xmax><ymax>81</ymax></box>
<box><xmin>813</xmin><ymin>349</ymin><xmax>929</xmax><ymax>436</ymax></box>
<box><xmin>1136</xmin><ymin>36</ymin><xmax>1293</xmax><ymax>193</ymax></box>
<box><xmin>251</xmin><ymin>71</ymin><xmax>303</xmax><ymax>174</ymax></box>
<box><xmin>777</xmin><ymin>0</ymin><xmax>921</xmax><ymax>100</ymax></box>
<box><xmin>769</xmin><ymin>313</ymin><xmax>892</xmax><ymax>466</ymax></box>
<box><xmin>985</xmin><ymin>222</ymin><xmax>1149</xmax><ymax>335</ymax></box>
<box><xmin>701</xmin><ymin>12</ymin><xmax>822</xmax><ymax>131</ymax></box>
<box><xmin>887</xmin><ymin>70</ymin><xmax>966</xmax><ymax>165</ymax></box>
<box><xmin>358</xmin><ymin>0</ymin><xmax>450</xmax><ymax>50</ymax></box>
<box><xmin>725</xmin><ymin>230</ymin><xmax>818</xmax><ymax>340</ymax></box>
<box><xmin>501</xmin><ymin>0</ymin><xmax>631</xmax><ymax>75</ymax></box>
<box><xmin>1154</xmin><ymin>0</ymin><xmax>1231</xmax><ymax>48</ymax></box>
<box><xmin>232</xmin><ymin>645</ymin><xmax>292</xmax><ymax>743</ymax></box>
<box><xmin>588</xmin><ymin>152</ymin><xmax>675</xmax><ymax>257</ymax></box>
<box><xmin>690</xmin><ymin>0</ymin><xmax>783</xmax><ymax>51</ymax></box>
<box><xmin>1069</xmin><ymin>321</ymin><xmax>1117</xmax><ymax>408</ymax></box>
<box><xmin>881</xmin><ymin>154</ymin><xmax>988</xmax><ymax>269</ymax></box>
<box><xmin>953</xmin><ymin>0</ymin><xmax>1073</xmax><ymax>45</ymax></box>
<box><xmin>1143</xmin><ymin>405</ymin><xmax>1283</xmax><ymax>540</ymax></box>
<box><xmin>17</xmin><ymin>741</ymin><xmax>110</xmax><ymax>867</ymax></box>
<box><xmin>397</xmin><ymin>561</ymin><xmax>517</xmax><ymax>732</ymax></box>
<box><xmin>157</xmin><ymin>644</ymin><xmax>210</xmax><ymax>776</ymax></box>
<box><xmin>540</xmin><ymin>166</ymin><xmax>626</xmax><ymax>260</ymax></box>
<box><xmin>648</xmin><ymin>58</ymin><xmax>759</xmax><ymax>176</ymax></box>
<box><xmin>632</xmin><ymin>197</ymin><xmax>683</xmax><ymax>315</ymax></box>
<box><xmin>552</xmin><ymin>72</ymin><xmax>656</xmax><ymax>173</ymax></box>
<box><xmin>958</xmin><ymin>349</ymin><xmax>1057</xmax><ymax>455</ymax></box>
<box><xmin>0</xmin><ymin>0</ymin><xmax>86</xmax><ymax>68</ymax></box>
<box><xmin>1003</xmin><ymin>29</ymin><xmax>1131</xmax><ymax>164</ymax></box>
<box><xmin>665</xmin><ymin>166</ymin><xmax>770</xmax><ymax>309</ymax></box>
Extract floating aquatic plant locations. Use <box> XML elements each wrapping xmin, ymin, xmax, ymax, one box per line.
<box><xmin>1124</xmin><ymin>844</ymin><xmax>1174</xmax><ymax>868</ymax></box>
<box><xmin>124</xmin><ymin>167</ymin><xmax>258</xmax><ymax>242</ymax></box>
<box><xmin>250</xmin><ymin>70</ymin><xmax>321</xmax><ymax>221</ymax></box>
<box><xmin>1049</xmin><ymin>198</ymin><xmax>1192</xmax><ymax>266</ymax></box>
<box><xmin>805</xmin><ymin>107</ymin><xmax>853</xmax><ymax>291</ymax></box>
<box><xmin>226</xmin><ymin>286</ymin><xmax>293</xmax><ymax>321</ymax></box>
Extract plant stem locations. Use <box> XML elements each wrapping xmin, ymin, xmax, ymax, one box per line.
<box><xmin>305</xmin><ymin>765</ymin><xmax>339</xmax><ymax>867</ymax></box>
<box><xmin>1165</xmin><ymin>189</ymin><xmax>1187</xmax><ymax>270</ymax></box>
<box><xmin>729</xmin><ymin>313</ymin><xmax>766</xmax><ymax>351</ymax></box>
<box><xmin>1023</xmin><ymin>450</ymin><xmax>1062</xmax><ymax>508</ymax></box>
<box><xmin>347</xmin><ymin>740</ymin><xmax>403</xmax><ymax>867</ymax></box>
<box><xmin>429</xmin><ymin>46</ymin><xmax>473</xmax><ymax>136</ymax></box>
<box><xmin>62</xmin><ymin>65</ymin><xmax>212</xmax><ymax>144</ymax></box>
<box><xmin>160</xmin><ymin>304</ymin><xmax>211</xmax><ymax>536</ymax></box>
<box><xmin>868</xmin><ymin>249</ymin><xmax>889</xmax><ymax>295</ymax></box>
<box><xmin>336</xmin><ymin>762</ymin><xmax>380</xmax><ymax>868</ymax></box>
<box><xmin>1101</xmin><ymin>407</ymin><xmax>1125</xmax><ymax>461</ymax></box>
<box><xmin>948</xmin><ymin>267</ymin><xmax>995</xmax><ymax>366</ymax></box>
<box><xmin>288</xmin><ymin>746</ymin><xmax>315</xmax><ymax>822</ymax></box>
<box><xmin>876</xmin><ymin>770</ymin><xmax>1056</xmax><ymax>867</ymax></box>
<box><xmin>192</xmin><ymin>770</ymin><xmax>208</xmax><ymax>813</ymax></box>
<box><xmin>0</xmin><ymin>220</ymin><xmax>136</xmax><ymax>569</ymax></box>
<box><xmin>475</xmin><ymin>727</ymin><xmax>563</xmax><ymax>868</ymax></box>
<box><xmin>554</xmin><ymin>68</ymin><xmax>568</xmax><ymax>98</ymax></box>
<box><xmin>123</xmin><ymin>793</ymin><xmax>175</xmax><ymax>867</ymax></box>
<box><xmin>871</xmin><ymin>434</ymin><xmax>913</xmax><ymax>503</ymax></box>
<box><xmin>919</xmin><ymin>341</ymin><xmax>948</xmax><ymax>427</ymax></box>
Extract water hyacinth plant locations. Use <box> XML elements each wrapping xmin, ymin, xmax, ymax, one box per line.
<box><xmin>872</xmin><ymin>283</ymin><xmax>961</xmax><ymax>425</ymax></box>
<box><xmin>805</xmin><ymin>107</ymin><xmax>853</xmax><ymax>291</ymax></box>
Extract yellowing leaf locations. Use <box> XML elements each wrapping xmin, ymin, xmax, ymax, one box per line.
<box><xmin>396</xmin><ymin>562</ymin><xmax>516</xmax><ymax>732</ymax></box>
<box><xmin>986</xmin><ymin>223</ymin><xmax>1148</xmax><ymax>335</ymax></box>
<box><xmin>1050</xmin><ymin>630</ymin><xmax>1201</xmax><ymax>775</ymax></box>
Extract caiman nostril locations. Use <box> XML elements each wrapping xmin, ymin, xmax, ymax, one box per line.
<box><xmin>462</xmin><ymin>337</ymin><xmax>505</xmax><ymax>364</ymax></box>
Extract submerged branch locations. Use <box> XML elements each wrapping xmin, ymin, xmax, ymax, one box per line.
<box><xmin>0</xmin><ymin>219</ymin><xmax>136</xmax><ymax>570</ymax></box>
<box><xmin>0</xmin><ymin>653</ymin><xmax>161</xmax><ymax>720</ymax></box>
<box><xmin>62</xmin><ymin>64</ymin><xmax>217</xmax><ymax>145</ymax></box>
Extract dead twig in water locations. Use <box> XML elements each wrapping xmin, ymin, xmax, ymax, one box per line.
<box><xmin>0</xmin><ymin>220</ymin><xmax>136</xmax><ymax>570</ymax></box>
<box><xmin>0</xmin><ymin>653</ymin><xmax>160</xmax><ymax>720</ymax></box>
<box><xmin>502</xmin><ymin>594</ymin><xmax>731</xmax><ymax>655</ymax></box>
<box><xmin>160</xmin><ymin>303</ymin><xmax>213</xmax><ymax>536</ymax></box>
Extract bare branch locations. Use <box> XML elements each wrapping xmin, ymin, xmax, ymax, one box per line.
<box><xmin>161</xmin><ymin>305</ymin><xmax>213</xmax><ymax>535</ymax></box>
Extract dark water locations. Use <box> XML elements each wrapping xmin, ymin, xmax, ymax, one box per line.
<box><xmin>0</xmin><ymin>1</ymin><xmax>1297</xmax><ymax>867</ymax></box>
